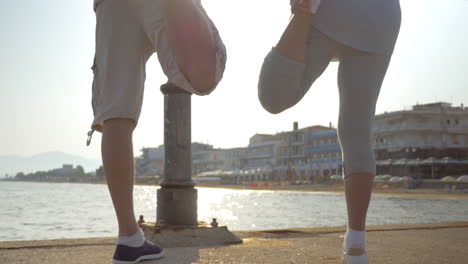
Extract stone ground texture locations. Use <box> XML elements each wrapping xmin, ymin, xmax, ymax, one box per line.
<box><xmin>1</xmin><ymin>222</ymin><xmax>467</xmax><ymax>264</ymax></box>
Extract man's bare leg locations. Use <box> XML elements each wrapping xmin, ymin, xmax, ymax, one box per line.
<box><xmin>166</xmin><ymin>0</ymin><xmax>217</xmax><ymax>93</ymax></box>
<box><xmin>102</xmin><ymin>118</ymin><xmax>138</xmax><ymax>236</ymax></box>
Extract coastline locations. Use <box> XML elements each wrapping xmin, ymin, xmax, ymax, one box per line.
<box><xmin>3</xmin><ymin>179</ymin><xmax>467</xmax><ymax>199</ymax></box>
<box><xmin>195</xmin><ymin>183</ymin><xmax>468</xmax><ymax>199</ymax></box>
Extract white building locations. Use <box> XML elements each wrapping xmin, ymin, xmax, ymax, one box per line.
<box><xmin>244</xmin><ymin>134</ymin><xmax>281</xmax><ymax>169</ymax></box>
<box><xmin>373</xmin><ymin>102</ymin><xmax>468</xmax><ymax>177</ymax></box>
<box><xmin>373</xmin><ymin>102</ymin><xmax>468</xmax><ymax>157</ymax></box>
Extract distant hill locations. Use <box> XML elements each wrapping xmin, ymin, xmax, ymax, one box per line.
<box><xmin>0</xmin><ymin>152</ymin><xmax>101</xmax><ymax>178</ymax></box>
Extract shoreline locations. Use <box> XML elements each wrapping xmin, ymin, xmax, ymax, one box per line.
<box><xmin>3</xmin><ymin>179</ymin><xmax>468</xmax><ymax>199</ymax></box>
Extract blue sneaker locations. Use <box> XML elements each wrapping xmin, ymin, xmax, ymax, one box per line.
<box><xmin>112</xmin><ymin>240</ymin><xmax>164</xmax><ymax>264</ymax></box>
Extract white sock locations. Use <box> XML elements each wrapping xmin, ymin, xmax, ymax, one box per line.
<box><xmin>117</xmin><ymin>229</ymin><xmax>145</xmax><ymax>247</ymax></box>
<box><xmin>344</xmin><ymin>227</ymin><xmax>366</xmax><ymax>249</ymax></box>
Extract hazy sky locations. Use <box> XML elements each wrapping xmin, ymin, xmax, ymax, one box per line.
<box><xmin>1</xmin><ymin>0</ymin><xmax>467</xmax><ymax>161</ymax></box>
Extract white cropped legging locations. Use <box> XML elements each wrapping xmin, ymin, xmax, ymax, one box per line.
<box><xmin>258</xmin><ymin>27</ymin><xmax>393</xmax><ymax>179</ymax></box>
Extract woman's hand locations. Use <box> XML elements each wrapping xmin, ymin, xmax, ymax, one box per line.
<box><xmin>290</xmin><ymin>0</ymin><xmax>321</xmax><ymax>15</ymax></box>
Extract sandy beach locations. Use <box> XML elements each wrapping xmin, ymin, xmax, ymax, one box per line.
<box><xmin>195</xmin><ymin>183</ymin><xmax>468</xmax><ymax>199</ymax></box>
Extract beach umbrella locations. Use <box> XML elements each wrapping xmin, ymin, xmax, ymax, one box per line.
<box><xmin>375</xmin><ymin>174</ymin><xmax>387</xmax><ymax>180</ymax></box>
<box><xmin>422</xmin><ymin>157</ymin><xmax>436</xmax><ymax>165</ymax></box>
<box><xmin>374</xmin><ymin>175</ymin><xmax>390</xmax><ymax>182</ymax></box>
<box><xmin>422</xmin><ymin>157</ymin><xmax>437</xmax><ymax>179</ymax></box>
<box><xmin>439</xmin><ymin>157</ymin><xmax>460</xmax><ymax>165</ymax></box>
<box><xmin>394</xmin><ymin>158</ymin><xmax>408</xmax><ymax>166</ymax></box>
<box><xmin>376</xmin><ymin>159</ymin><xmax>392</xmax><ymax>166</ymax></box>
<box><xmin>389</xmin><ymin>176</ymin><xmax>402</xmax><ymax>183</ymax></box>
<box><xmin>401</xmin><ymin>176</ymin><xmax>414</xmax><ymax>182</ymax></box>
<box><xmin>330</xmin><ymin>175</ymin><xmax>342</xmax><ymax>180</ymax></box>
<box><xmin>373</xmin><ymin>177</ymin><xmax>386</xmax><ymax>182</ymax></box>
<box><xmin>408</xmin><ymin>158</ymin><xmax>422</xmax><ymax>166</ymax></box>
<box><xmin>457</xmin><ymin>175</ymin><xmax>468</xmax><ymax>182</ymax></box>
<box><xmin>441</xmin><ymin>176</ymin><xmax>457</xmax><ymax>182</ymax></box>
<box><xmin>383</xmin><ymin>159</ymin><xmax>393</xmax><ymax>166</ymax></box>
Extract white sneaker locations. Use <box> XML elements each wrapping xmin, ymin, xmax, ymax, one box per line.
<box><xmin>342</xmin><ymin>248</ymin><xmax>368</xmax><ymax>264</ymax></box>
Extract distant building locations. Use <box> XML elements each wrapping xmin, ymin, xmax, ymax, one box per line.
<box><xmin>191</xmin><ymin>143</ymin><xmax>214</xmax><ymax>153</ymax></box>
<box><xmin>56</xmin><ymin>164</ymin><xmax>75</xmax><ymax>175</ymax></box>
<box><xmin>136</xmin><ymin>146</ymin><xmax>165</xmax><ymax>177</ymax></box>
<box><xmin>373</xmin><ymin>102</ymin><xmax>468</xmax><ymax>178</ymax></box>
<box><xmin>192</xmin><ymin>149</ymin><xmax>224</xmax><ymax>175</ymax></box>
<box><xmin>304</xmin><ymin>126</ymin><xmax>342</xmax><ymax>179</ymax></box>
<box><xmin>221</xmin><ymin>148</ymin><xmax>247</xmax><ymax>171</ymax></box>
<box><xmin>138</xmin><ymin>143</ymin><xmax>215</xmax><ymax>176</ymax></box>
<box><xmin>274</xmin><ymin>122</ymin><xmax>341</xmax><ymax>182</ymax></box>
<box><xmin>244</xmin><ymin>134</ymin><xmax>281</xmax><ymax>169</ymax></box>
<box><xmin>141</xmin><ymin>146</ymin><xmax>165</xmax><ymax>161</ymax></box>
<box><xmin>135</xmin><ymin>102</ymin><xmax>468</xmax><ymax>182</ymax></box>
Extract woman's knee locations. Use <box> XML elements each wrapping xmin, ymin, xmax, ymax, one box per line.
<box><xmin>338</xmin><ymin>123</ymin><xmax>376</xmax><ymax>179</ymax></box>
<box><xmin>258</xmin><ymin>49</ymin><xmax>306</xmax><ymax>114</ymax></box>
<box><xmin>258</xmin><ymin>88</ymin><xmax>290</xmax><ymax>114</ymax></box>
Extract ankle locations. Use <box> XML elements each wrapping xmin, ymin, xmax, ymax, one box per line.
<box><xmin>118</xmin><ymin>223</ymin><xmax>140</xmax><ymax>237</ymax></box>
<box><xmin>344</xmin><ymin>227</ymin><xmax>366</xmax><ymax>249</ymax></box>
<box><xmin>117</xmin><ymin>229</ymin><xmax>145</xmax><ymax>247</ymax></box>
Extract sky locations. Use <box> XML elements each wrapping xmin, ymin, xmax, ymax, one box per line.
<box><xmin>1</xmin><ymin>0</ymin><xmax>468</xmax><ymax>162</ymax></box>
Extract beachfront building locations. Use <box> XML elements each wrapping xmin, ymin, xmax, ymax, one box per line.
<box><xmin>373</xmin><ymin>102</ymin><xmax>468</xmax><ymax>178</ymax></box>
<box><xmin>244</xmin><ymin>134</ymin><xmax>281</xmax><ymax>169</ymax></box>
<box><xmin>56</xmin><ymin>164</ymin><xmax>75</xmax><ymax>175</ymax></box>
<box><xmin>136</xmin><ymin>143</ymin><xmax>215</xmax><ymax>177</ymax></box>
<box><xmin>135</xmin><ymin>146</ymin><xmax>165</xmax><ymax>177</ymax></box>
<box><xmin>192</xmin><ymin>149</ymin><xmax>224</xmax><ymax>175</ymax></box>
<box><xmin>304</xmin><ymin>126</ymin><xmax>342</xmax><ymax>181</ymax></box>
<box><xmin>275</xmin><ymin>123</ymin><xmax>341</xmax><ymax>182</ymax></box>
<box><xmin>221</xmin><ymin>148</ymin><xmax>248</xmax><ymax>171</ymax></box>
<box><xmin>192</xmin><ymin>146</ymin><xmax>247</xmax><ymax>175</ymax></box>
<box><xmin>277</xmin><ymin>122</ymin><xmax>305</xmax><ymax>176</ymax></box>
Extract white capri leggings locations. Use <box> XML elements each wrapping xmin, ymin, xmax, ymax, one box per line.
<box><xmin>258</xmin><ymin>27</ymin><xmax>393</xmax><ymax>179</ymax></box>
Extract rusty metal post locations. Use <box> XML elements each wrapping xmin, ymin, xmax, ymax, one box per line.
<box><xmin>156</xmin><ymin>83</ymin><xmax>197</xmax><ymax>226</ymax></box>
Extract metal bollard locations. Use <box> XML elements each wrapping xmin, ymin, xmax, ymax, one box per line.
<box><xmin>156</xmin><ymin>83</ymin><xmax>198</xmax><ymax>226</ymax></box>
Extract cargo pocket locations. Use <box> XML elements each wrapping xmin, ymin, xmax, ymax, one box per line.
<box><xmin>94</xmin><ymin>0</ymin><xmax>106</xmax><ymax>11</ymax></box>
<box><xmin>91</xmin><ymin>57</ymin><xmax>98</xmax><ymax>115</ymax></box>
<box><xmin>87</xmin><ymin>58</ymin><xmax>98</xmax><ymax>147</ymax></box>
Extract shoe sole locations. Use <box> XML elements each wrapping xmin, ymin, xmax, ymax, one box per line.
<box><xmin>112</xmin><ymin>251</ymin><xmax>165</xmax><ymax>264</ymax></box>
<box><xmin>342</xmin><ymin>253</ymin><xmax>368</xmax><ymax>264</ymax></box>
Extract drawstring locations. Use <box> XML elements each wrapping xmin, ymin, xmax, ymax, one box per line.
<box><xmin>86</xmin><ymin>129</ymin><xmax>95</xmax><ymax>146</ymax></box>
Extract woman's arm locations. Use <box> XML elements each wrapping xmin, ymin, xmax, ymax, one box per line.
<box><xmin>166</xmin><ymin>0</ymin><xmax>217</xmax><ymax>93</ymax></box>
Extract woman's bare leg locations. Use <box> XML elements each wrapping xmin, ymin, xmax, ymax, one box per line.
<box><xmin>275</xmin><ymin>12</ymin><xmax>312</xmax><ymax>62</ymax></box>
<box><xmin>345</xmin><ymin>173</ymin><xmax>374</xmax><ymax>231</ymax></box>
<box><xmin>102</xmin><ymin>118</ymin><xmax>139</xmax><ymax>236</ymax></box>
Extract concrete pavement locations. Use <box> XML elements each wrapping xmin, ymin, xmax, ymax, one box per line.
<box><xmin>1</xmin><ymin>222</ymin><xmax>468</xmax><ymax>264</ymax></box>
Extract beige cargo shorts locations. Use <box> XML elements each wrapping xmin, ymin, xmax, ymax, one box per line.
<box><xmin>87</xmin><ymin>0</ymin><xmax>226</xmax><ymax>144</ymax></box>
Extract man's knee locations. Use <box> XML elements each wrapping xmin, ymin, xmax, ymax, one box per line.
<box><xmin>183</xmin><ymin>64</ymin><xmax>217</xmax><ymax>94</ymax></box>
<box><xmin>102</xmin><ymin>118</ymin><xmax>136</xmax><ymax>134</ymax></box>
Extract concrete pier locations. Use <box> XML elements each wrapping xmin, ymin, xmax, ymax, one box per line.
<box><xmin>1</xmin><ymin>222</ymin><xmax>467</xmax><ymax>264</ymax></box>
